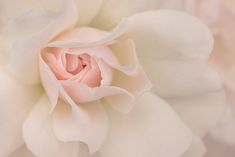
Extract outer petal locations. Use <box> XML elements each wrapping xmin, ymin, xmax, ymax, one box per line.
<box><xmin>181</xmin><ymin>136</ymin><xmax>206</xmax><ymax>157</ymax></box>
<box><xmin>52</xmin><ymin>99</ymin><xmax>108</xmax><ymax>153</ymax></box>
<box><xmin>209</xmin><ymin>107</ymin><xmax>235</xmax><ymax>145</ymax></box>
<box><xmin>10</xmin><ymin>0</ymin><xmax>78</xmax><ymax>84</ymax></box>
<box><xmin>140</xmin><ymin>58</ymin><xmax>222</xmax><ymax>98</ymax></box>
<box><xmin>92</xmin><ymin>0</ymin><xmax>185</xmax><ymax>29</ymax></box>
<box><xmin>0</xmin><ymin>0</ymin><xmax>60</xmax><ymax>25</ymax></box>
<box><xmin>0</xmin><ymin>68</ymin><xmax>40</xmax><ymax>157</ymax></box>
<box><xmin>126</xmin><ymin>10</ymin><xmax>213</xmax><ymax>60</ymax></box>
<box><xmin>23</xmin><ymin>94</ymin><xmax>79</xmax><ymax>157</ymax></box>
<box><xmin>75</xmin><ymin>0</ymin><xmax>103</xmax><ymax>26</ymax></box>
<box><xmin>9</xmin><ymin>145</ymin><xmax>36</xmax><ymax>157</ymax></box>
<box><xmin>99</xmin><ymin>92</ymin><xmax>192</xmax><ymax>157</ymax></box>
<box><xmin>168</xmin><ymin>91</ymin><xmax>226</xmax><ymax>137</ymax></box>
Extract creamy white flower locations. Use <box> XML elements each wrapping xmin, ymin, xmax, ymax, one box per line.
<box><xmin>0</xmin><ymin>0</ymin><xmax>226</xmax><ymax>157</ymax></box>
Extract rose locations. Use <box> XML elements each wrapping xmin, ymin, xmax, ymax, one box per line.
<box><xmin>0</xmin><ymin>0</ymin><xmax>226</xmax><ymax>157</ymax></box>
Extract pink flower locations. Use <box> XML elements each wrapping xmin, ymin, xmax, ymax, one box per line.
<box><xmin>0</xmin><ymin>0</ymin><xmax>226</xmax><ymax>157</ymax></box>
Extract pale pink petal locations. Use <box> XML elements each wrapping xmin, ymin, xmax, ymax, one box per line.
<box><xmin>0</xmin><ymin>67</ymin><xmax>40</xmax><ymax>157</ymax></box>
<box><xmin>99</xmin><ymin>92</ymin><xmax>192</xmax><ymax>157</ymax></box>
<box><xmin>23</xmin><ymin>95</ymin><xmax>79</xmax><ymax>157</ymax></box>
<box><xmin>9</xmin><ymin>145</ymin><xmax>36</xmax><ymax>157</ymax></box>
<box><xmin>52</xmin><ymin>99</ymin><xmax>108</xmax><ymax>153</ymax></box>
<box><xmin>39</xmin><ymin>54</ymin><xmax>59</xmax><ymax>111</ymax></box>
<box><xmin>46</xmin><ymin>19</ymin><xmax>128</xmax><ymax>48</ymax></box>
<box><xmin>61</xmin><ymin>80</ymin><xmax>134</xmax><ymax>113</ymax></box>
<box><xmin>10</xmin><ymin>0</ymin><xmax>78</xmax><ymax>84</ymax></box>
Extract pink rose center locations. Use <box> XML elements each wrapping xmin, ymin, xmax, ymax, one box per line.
<box><xmin>43</xmin><ymin>50</ymin><xmax>102</xmax><ymax>88</ymax></box>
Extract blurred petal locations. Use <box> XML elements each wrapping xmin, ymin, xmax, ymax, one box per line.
<box><xmin>23</xmin><ymin>94</ymin><xmax>79</xmax><ymax>157</ymax></box>
<box><xmin>52</xmin><ymin>100</ymin><xmax>108</xmax><ymax>153</ymax></box>
<box><xmin>9</xmin><ymin>145</ymin><xmax>36</xmax><ymax>157</ymax></box>
<box><xmin>92</xmin><ymin>0</ymin><xmax>184</xmax><ymax>29</ymax></box>
<box><xmin>181</xmin><ymin>136</ymin><xmax>206</xmax><ymax>157</ymax></box>
<box><xmin>10</xmin><ymin>0</ymin><xmax>78</xmax><ymax>84</ymax></box>
<box><xmin>204</xmin><ymin>135</ymin><xmax>235</xmax><ymax>157</ymax></box>
<box><xmin>168</xmin><ymin>91</ymin><xmax>226</xmax><ymax>137</ymax></box>
<box><xmin>99</xmin><ymin>92</ymin><xmax>192</xmax><ymax>157</ymax></box>
<box><xmin>78</xmin><ymin>144</ymin><xmax>101</xmax><ymax>157</ymax></box>
<box><xmin>0</xmin><ymin>0</ymin><xmax>60</xmax><ymax>25</ymax></box>
<box><xmin>0</xmin><ymin>68</ymin><xmax>40</xmax><ymax>157</ymax></box>
<box><xmin>209</xmin><ymin>107</ymin><xmax>235</xmax><ymax>145</ymax></box>
<box><xmin>140</xmin><ymin>58</ymin><xmax>222</xmax><ymax>98</ymax></box>
<box><xmin>75</xmin><ymin>0</ymin><xmax>103</xmax><ymax>26</ymax></box>
<box><xmin>126</xmin><ymin>10</ymin><xmax>213</xmax><ymax>60</ymax></box>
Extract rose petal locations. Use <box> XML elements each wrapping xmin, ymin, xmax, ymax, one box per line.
<box><xmin>52</xmin><ymin>99</ymin><xmax>108</xmax><ymax>153</ymax></box>
<box><xmin>126</xmin><ymin>10</ymin><xmax>213</xmax><ymax>60</ymax></box>
<box><xmin>75</xmin><ymin>0</ymin><xmax>103</xmax><ymax>26</ymax></box>
<box><xmin>99</xmin><ymin>92</ymin><xmax>192</xmax><ymax>157</ymax></box>
<box><xmin>23</xmin><ymin>94</ymin><xmax>80</xmax><ymax>157</ymax></box>
<box><xmin>140</xmin><ymin>58</ymin><xmax>222</xmax><ymax>98</ymax></box>
<box><xmin>181</xmin><ymin>136</ymin><xmax>206</xmax><ymax>157</ymax></box>
<box><xmin>9</xmin><ymin>145</ymin><xmax>36</xmax><ymax>157</ymax></box>
<box><xmin>39</xmin><ymin>54</ymin><xmax>60</xmax><ymax>111</ymax></box>
<box><xmin>0</xmin><ymin>0</ymin><xmax>59</xmax><ymax>25</ymax></box>
<box><xmin>92</xmin><ymin>0</ymin><xmax>179</xmax><ymax>29</ymax></box>
<box><xmin>78</xmin><ymin>144</ymin><xmax>101</xmax><ymax>157</ymax></box>
<box><xmin>209</xmin><ymin>107</ymin><xmax>235</xmax><ymax>145</ymax></box>
<box><xmin>61</xmin><ymin>80</ymin><xmax>135</xmax><ymax>113</ymax></box>
<box><xmin>10</xmin><ymin>0</ymin><xmax>78</xmax><ymax>84</ymax></box>
<box><xmin>168</xmin><ymin>91</ymin><xmax>226</xmax><ymax>137</ymax></box>
<box><xmin>46</xmin><ymin>19</ymin><xmax>128</xmax><ymax>48</ymax></box>
<box><xmin>0</xmin><ymin>67</ymin><xmax>40</xmax><ymax>157</ymax></box>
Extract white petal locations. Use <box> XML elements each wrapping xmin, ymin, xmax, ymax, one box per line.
<box><xmin>10</xmin><ymin>0</ymin><xmax>78</xmax><ymax>84</ymax></box>
<box><xmin>181</xmin><ymin>136</ymin><xmax>206</xmax><ymax>157</ymax></box>
<box><xmin>78</xmin><ymin>144</ymin><xmax>101</xmax><ymax>157</ymax></box>
<box><xmin>99</xmin><ymin>92</ymin><xmax>192</xmax><ymax>157</ymax></box>
<box><xmin>93</xmin><ymin>0</ymin><xmax>184</xmax><ymax>29</ymax></box>
<box><xmin>126</xmin><ymin>10</ymin><xmax>213</xmax><ymax>60</ymax></box>
<box><xmin>209</xmin><ymin>107</ymin><xmax>235</xmax><ymax>145</ymax></box>
<box><xmin>0</xmin><ymin>0</ymin><xmax>60</xmax><ymax>25</ymax></box>
<box><xmin>52</xmin><ymin>99</ymin><xmax>108</xmax><ymax>153</ymax></box>
<box><xmin>168</xmin><ymin>91</ymin><xmax>226</xmax><ymax>137</ymax></box>
<box><xmin>0</xmin><ymin>68</ymin><xmax>40</xmax><ymax>157</ymax></box>
<box><xmin>75</xmin><ymin>0</ymin><xmax>103</xmax><ymax>26</ymax></box>
<box><xmin>23</xmin><ymin>95</ymin><xmax>79</xmax><ymax>157</ymax></box>
<box><xmin>140</xmin><ymin>58</ymin><xmax>222</xmax><ymax>98</ymax></box>
<box><xmin>9</xmin><ymin>145</ymin><xmax>36</xmax><ymax>157</ymax></box>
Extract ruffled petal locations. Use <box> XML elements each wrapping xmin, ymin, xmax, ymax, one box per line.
<box><xmin>52</xmin><ymin>99</ymin><xmax>108</xmax><ymax>153</ymax></box>
<box><xmin>9</xmin><ymin>145</ymin><xmax>36</xmax><ymax>157</ymax></box>
<box><xmin>61</xmin><ymin>80</ymin><xmax>134</xmax><ymax>113</ymax></box>
<box><xmin>10</xmin><ymin>0</ymin><xmax>78</xmax><ymax>84</ymax></box>
<box><xmin>23</xmin><ymin>94</ymin><xmax>79</xmax><ymax>157</ymax></box>
<box><xmin>0</xmin><ymin>67</ymin><xmax>40</xmax><ymax>157</ymax></box>
<box><xmin>99</xmin><ymin>92</ymin><xmax>192</xmax><ymax>157</ymax></box>
<box><xmin>126</xmin><ymin>10</ymin><xmax>213</xmax><ymax>60</ymax></box>
<box><xmin>168</xmin><ymin>91</ymin><xmax>226</xmax><ymax>137</ymax></box>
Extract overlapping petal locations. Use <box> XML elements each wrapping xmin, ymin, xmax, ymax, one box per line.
<box><xmin>99</xmin><ymin>92</ymin><xmax>192</xmax><ymax>157</ymax></box>
<box><xmin>23</xmin><ymin>95</ymin><xmax>80</xmax><ymax>157</ymax></box>
<box><xmin>0</xmin><ymin>67</ymin><xmax>40</xmax><ymax>157</ymax></box>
